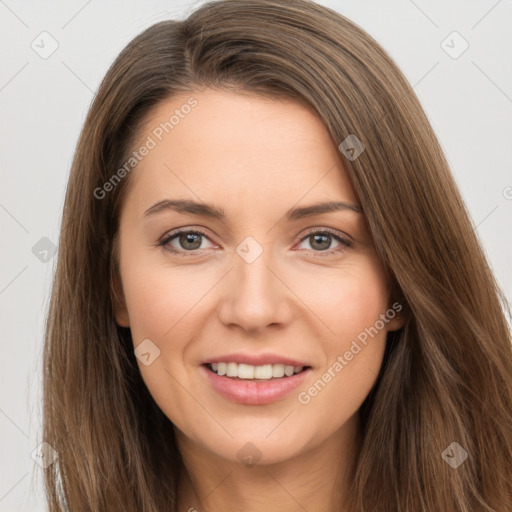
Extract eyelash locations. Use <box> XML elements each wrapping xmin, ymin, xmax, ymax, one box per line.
<box><xmin>157</xmin><ymin>227</ymin><xmax>352</xmax><ymax>257</ymax></box>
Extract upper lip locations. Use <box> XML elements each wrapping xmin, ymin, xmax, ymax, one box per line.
<box><xmin>203</xmin><ymin>353</ymin><xmax>311</xmax><ymax>368</ymax></box>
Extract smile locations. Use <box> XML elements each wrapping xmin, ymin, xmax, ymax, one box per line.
<box><xmin>200</xmin><ymin>363</ymin><xmax>312</xmax><ymax>405</ymax></box>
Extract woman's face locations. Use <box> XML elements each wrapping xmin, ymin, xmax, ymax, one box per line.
<box><xmin>113</xmin><ymin>88</ymin><xmax>404</xmax><ymax>465</ymax></box>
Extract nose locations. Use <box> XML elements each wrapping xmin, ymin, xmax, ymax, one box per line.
<box><xmin>216</xmin><ymin>245</ymin><xmax>293</xmax><ymax>333</ymax></box>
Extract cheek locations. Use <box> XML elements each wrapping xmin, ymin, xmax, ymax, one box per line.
<box><xmin>295</xmin><ymin>257</ymin><xmax>390</xmax><ymax>343</ymax></box>
<box><xmin>291</xmin><ymin>257</ymin><xmax>390</xmax><ymax>418</ymax></box>
<box><xmin>120</xmin><ymin>255</ymin><xmax>205</xmax><ymax>343</ymax></box>
<box><xmin>119</xmin><ymin>261</ymin><xmax>206</xmax><ymax>421</ymax></box>
<box><xmin>123</xmin><ymin>274</ymin><xmax>171</xmax><ymax>340</ymax></box>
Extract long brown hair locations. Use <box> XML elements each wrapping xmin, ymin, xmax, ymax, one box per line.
<box><xmin>42</xmin><ymin>0</ymin><xmax>512</xmax><ymax>510</ymax></box>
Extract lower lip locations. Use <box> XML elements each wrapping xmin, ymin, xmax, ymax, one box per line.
<box><xmin>200</xmin><ymin>364</ymin><xmax>312</xmax><ymax>405</ymax></box>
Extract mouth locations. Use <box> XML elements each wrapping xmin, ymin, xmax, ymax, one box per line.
<box><xmin>199</xmin><ymin>363</ymin><xmax>313</xmax><ymax>405</ymax></box>
<box><xmin>203</xmin><ymin>362</ymin><xmax>312</xmax><ymax>381</ymax></box>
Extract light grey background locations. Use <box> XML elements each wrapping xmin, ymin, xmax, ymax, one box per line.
<box><xmin>1</xmin><ymin>0</ymin><xmax>511</xmax><ymax>510</ymax></box>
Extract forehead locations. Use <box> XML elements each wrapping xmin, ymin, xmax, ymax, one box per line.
<box><xmin>120</xmin><ymin>88</ymin><xmax>357</xmax><ymax>217</ymax></box>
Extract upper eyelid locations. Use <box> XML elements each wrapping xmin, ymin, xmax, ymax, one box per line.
<box><xmin>160</xmin><ymin>226</ymin><xmax>352</xmax><ymax>248</ymax></box>
<box><xmin>161</xmin><ymin>228</ymin><xmax>215</xmax><ymax>245</ymax></box>
<box><xmin>295</xmin><ymin>226</ymin><xmax>352</xmax><ymax>243</ymax></box>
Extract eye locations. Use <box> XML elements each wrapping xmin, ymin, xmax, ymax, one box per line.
<box><xmin>295</xmin><ymin>228</ymin><xmax>352</xmax><ymax>256</ymax></box>
<box><xmin>158</xmin><ymin>227</ymin><xmax>352</xmax><ymax>257</ymax></box>
<box><xmin>158</xmin><ymin>229</ymin><xmax>215</xmax><ymax>255</ymax></box>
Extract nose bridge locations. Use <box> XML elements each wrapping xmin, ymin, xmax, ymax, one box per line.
<box><xmin>217</xmin><ymin>235</ymin><xmax>289</xmax><ymax>330</ymax></box>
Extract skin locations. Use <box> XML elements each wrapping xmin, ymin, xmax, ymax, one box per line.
<box><xmin>113</xmin><ymin>88</ymin><xmax>405</xmax><ymax>512</ymax></box>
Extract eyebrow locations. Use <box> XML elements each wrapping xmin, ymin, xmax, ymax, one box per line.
<box><xmin>142</xmin><ymin>199</ymin><xmax>363</xmax><ymax>221</ymax></box>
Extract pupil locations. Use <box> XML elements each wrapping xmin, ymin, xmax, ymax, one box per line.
<box><xmin>311</xmin><ymin>234</ymin><xmax>330</xmax><ymax>251</ymax></box>
<box><xmin>181</xmin><ymin>233</ymin><xmax>201</xmax><ymax>250</ymax></box>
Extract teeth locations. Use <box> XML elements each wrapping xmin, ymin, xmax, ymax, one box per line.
<box><xmin>226</xmin><ymin>362</ymin><xmax>238</xmax><ymax>377</ymax></box>
<box><xmin>209</xmin><ymin>362</ymin><xmax>306</xmax><ymax>379</ymax></box>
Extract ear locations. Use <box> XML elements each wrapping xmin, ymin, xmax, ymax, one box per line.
<box><xmin>111</xmin><ymin>271</ymin><xmax>130</xmax><ymax>327</ymax></box>
<box><xmin>385</xmin><ymin>301</ymin><xmax>407</xmax><ymax>332</ymax></box>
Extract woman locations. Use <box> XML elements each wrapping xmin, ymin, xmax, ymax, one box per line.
<box><xmin>42</xmin><ymin>0</ymin><xmax>512</xmax><ymax>510</ymax></box>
